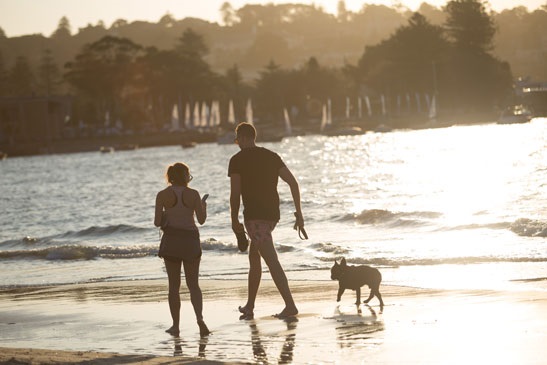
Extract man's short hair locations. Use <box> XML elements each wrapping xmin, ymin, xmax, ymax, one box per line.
<box><xmin>235</xmin><ymin>122</ymin><xmax>256</xmax><ymax>139</ymax></box>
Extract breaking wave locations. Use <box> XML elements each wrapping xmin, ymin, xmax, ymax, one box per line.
<box><xmin>341</xmin><ymin>209</ymin><xmax>441</xmax><ymax>227</ymax></box>
<box><xmin>319</xmin><ymin>256</ymin><xmax>547</xmax><ymax>267</ymax></box>
<box><xmin>0</xmin><ymin>224</ymin><xmax>152</xmax><ymax>248</ymax></box>
<box><xmin>0</xmin><ymin>238</ymin><xmax>243</xmax><ymax>261</ymax></box>
<box><xmin>310</xmin><ymin>242</ymin><xmax>349</xmax><ymax>255</ymax></box>
<box><xmin>0</xmin><ymin>244</ymin><xmax>157</xmax><ymax>260</ymax></box>
<box><xmin>510</xmin><ymin>218</ymin><xmax>547</xmax><ymax>237</ymax></box>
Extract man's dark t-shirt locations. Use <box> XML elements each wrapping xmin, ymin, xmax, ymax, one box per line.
<box><xmin>228</xmin><ymin>147</ymin><xmax>286</xmax><ymax>222</ymax></box>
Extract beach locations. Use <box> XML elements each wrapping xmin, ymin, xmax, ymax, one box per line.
<box><xmin>1</xmin><ymin>279</ymin><xmax>546</xmax><ymax>364</ymax></box>
<box><xmin>1</xmin><ymin>122</ymin><xmax>546</xmax><ymax>363</ymax></box>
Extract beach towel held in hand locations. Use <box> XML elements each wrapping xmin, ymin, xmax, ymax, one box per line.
<box><xmin>158</xmin><ymin>227</ymin><xmax>201</xmax><ymax>261</ymax></box>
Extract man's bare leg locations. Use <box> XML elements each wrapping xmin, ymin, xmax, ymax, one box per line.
<box><xmin>252</xmin><ymin>221</ymin><xmax>298</xmax><ymax>318</ymax></box>
<box><xmin>239</xmin><ymin>226</ymin><xmax>262</xmax><ymax>319</ymax></box>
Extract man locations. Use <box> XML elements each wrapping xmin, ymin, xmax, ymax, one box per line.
<box><xmin>228</xmin><ymin>122</ymin><xmax>305</xmax><ymax>319</ymax></box>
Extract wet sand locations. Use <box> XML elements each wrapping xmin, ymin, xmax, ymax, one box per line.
<box><xmin>1</xmin><ymin>279</ymin><xmax>546</xmax><ymax>364</ymax></box>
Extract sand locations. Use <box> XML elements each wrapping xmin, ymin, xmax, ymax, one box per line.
<box><xmin>1</xmin><ymin>279</ymin><xmax>546</xmax><ymax>364</ymax></box>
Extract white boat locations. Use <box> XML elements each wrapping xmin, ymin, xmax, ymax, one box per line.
<box><xmin>170</xmin><ymin>104</ymin><xmax>180</xmax><ymax>131</ymax></box>
<box><xmin>228</xmin><ymin>100</ymin><xmax>236</xmax><ymax>125</ymax></box>
<box><xmin>184</xmin><ymin>103</ymin><xmax>192</xmax><ymax>129</ymax></box>
<box><xmin>193</xmin><ymin>103</ymin><xmax>200</xmax><ymax>128</ymax></box>
<box><xmin>283</xmin><ymin>108</ymin><xmax>292</xmax><ymax>136</ymax></box>
<box><xmin>320</xmin><ymin>104</ymin><xmax>328</xmax><ymax>133</ymax></box>
<box><xmin>428</xmin><ymin>94</ymin><xmax>437</xmax><ymax>123</ymax></box>
<box><xmin>246</xmin><ymin>99</ymin><xmax>253</xmax><ymax>125</ymax></box>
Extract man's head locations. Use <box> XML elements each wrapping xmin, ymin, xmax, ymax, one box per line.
<box><xmin>235</xmin><ymin>122</ymin><xmax>256</xmax><ymax>148</ymax></box>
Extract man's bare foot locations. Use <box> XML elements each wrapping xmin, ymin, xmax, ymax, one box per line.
<box><xmin>165</xmin><ymin>326</ymin><xmax>180</xmax><ymax>336</ymax></box>
<box><xmin>273</xmin><ymin>306</ymin><xmax>298</xmax><ymax>319</ymax></box>
<box><xmin>238</xmin><ymin>305</ymin><xmax>254</xmax><ymax>320</ymax></box>
<box><xmin>197</xmin><ymin>319</ymin><xmax>211</xmax><ymax>337</ymax></box>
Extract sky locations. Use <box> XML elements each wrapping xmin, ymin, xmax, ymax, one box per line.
<box><xmin>0</xmin><ymin>0</ymin><xmax>544</xmax><ymax>37</ymax></box>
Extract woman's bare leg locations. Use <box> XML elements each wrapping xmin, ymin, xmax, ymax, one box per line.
<box><xmin>183</xmin><ymin>258</ymin><xmax>210</xmax><ymax>336</ymax></box>
<box><xmin>164</xmin><ymin>258</ymin><xmax>182</xmax><ymax>335</ymax></box>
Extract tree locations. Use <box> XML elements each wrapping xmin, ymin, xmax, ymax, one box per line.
<box><xmin>224</xmin><ymin>64</ymin><xmax>244</xmax><ymax>99</ymax></box>
<box><xmin>64</xmin><ymin>36</ymin><xmax>144</xmax><ymax>125</ymax></box>
<box><xmin>218</xmin><ymin>64</ymin><xmax>253</xmax><ymax>121</ymax></box>
<box><xmin>357</xmin><ymin>13</ymin><xmax>448</xmax><ymax>95</ymax></box>
<box><xmin>176</xmin><ymin>28</ymin><xmax>208</xmax><ymax>58</ymax></box>
<box><xmin>220</xmin><ymin>2</ymin><xmax>237</xmax><ymax>26</ymax></box>
<box><xmin>175</xmin><ymin>28</ymin><xmax>214</xmax><ymax>100</ymax></box>
<box><xmin>443</xmin><ymin>1</ymin><xmax>512</xmax><ymax>110</ymax></box>
<box><xmin>337</xmin><ymin>0</ymin><xmax>349</xmax><ymax>22</ymax></box>
<box><xmin>37</xmin><ymin>49</ymin><xmax>61</xmax><ymax>95</ymax></box>
<box><xmin>8</xmin><ymin>56</ymin><xmax>34</xmax><ymax>96</ymax></box>
<box><xmin>111</xmin><ymin>19</ymin><xmax>128</xmax><ymax>29</ymax></box>
<box><xmin>0</xmin><ymin>51</ymin><xmax>7</xmax><ymax>96</ymax></box>
<box><xmin>254</xmin><ymin>61</ymin><xmax>288</xmax><ymax>121</ymax></box>
<box><xmin>301</xmin><ymin>57</ymin><xmax>339</xmax><ymax>104</ymax></box>
<box><xmin>444</xmin><ymin>0</ymin><xmax>496</xmax><ymax>52</ymax></box>
<box><xmin>51</xmin><ymin>16</ymin><xmax>71</xmax><ymax>38</ymax></box>
<box><xmin>243</xmin><ymin>31</ymin><xmax>291</xmax><ymax>68</ymax></box>
<box><xmin>159</xmin><ymin>13</ymin><xmax>175</xmax><ymax>27</ymax></box>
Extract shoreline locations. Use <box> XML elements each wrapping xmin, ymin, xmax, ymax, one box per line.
<box><xmin>1</xmin><ymin>279</ymin><xmax>546</xmax><ymax>364</ymax></box>
<box><xmin>0</xmin><ymin>115</ymin><xmax>503</xmax><ymax>158</ymax></box>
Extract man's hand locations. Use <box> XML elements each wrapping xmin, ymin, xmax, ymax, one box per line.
<box><xmin>232</xmin><ymin>220</ymin><xmax>245</xmax><ymax>234</ymax></box>
<box><xmin>294</xmin><ymin>211</ymin><xmax>304</xmax><ymax>229</ymax></box>
<box><xmin>293</xmin><ymin>211</ymin><xmax>308</xmax><ymax>240</ymax></box>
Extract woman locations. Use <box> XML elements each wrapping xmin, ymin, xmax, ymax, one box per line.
<box><xmin>154</xmin><ymin>162</ymin><xmax>210</xmax><ymax>337</ymax></box>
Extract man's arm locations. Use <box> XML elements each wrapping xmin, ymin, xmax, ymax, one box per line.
<box><xmin>279</xmin><ymin>166</ymin><xmax>304</xmax><ymax>227</ymax></box>
<box><xmin>230</xmin><ymin>173</ymin><xmax>245</xmax><ymax>233</ymax></box>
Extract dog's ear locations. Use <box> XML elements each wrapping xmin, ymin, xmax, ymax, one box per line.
<box><xmin>334</xmin><ymin>260</ymin><xmax>338</xmax><ymax>266</ymax></box>
<box><xmin>340</xmin><ymin>258</ymin><xmax>347</xmax><ymax>266</ymax></box>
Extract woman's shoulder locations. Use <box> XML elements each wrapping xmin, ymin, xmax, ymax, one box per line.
<box><xmin>184</xmin><ymin>186</ymin><xmax>200</xmax><ymax>197</ymax></box>
<box><xmin>156</xmin><ymin>186</ymin><xmax>173</xmax><ymax>197</ymax></box>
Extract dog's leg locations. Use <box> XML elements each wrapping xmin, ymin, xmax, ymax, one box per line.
<box><xmin>375</xmin><ymin>288</ymin><xmax>384</xmax><ymax>307</ymax></box>
<box><xmin>365</xmin><ymin>284</ymin><xmax>384</xmax><ymax>307</ymax></box>
<box><xmin>363</xmin><ymin>289</ymin><xmax>374</xmax><ymax>304</ymax></box>
<box><xmin>337</xmin><ymin>286</ymin><xmax>345</xmax><ymax>302</ymax></box>
<box><xmin>355</xmin><ymin>287</ymin><xmax>361</xmax><ymax>305</ymax></box>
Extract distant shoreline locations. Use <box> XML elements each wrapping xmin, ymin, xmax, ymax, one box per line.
<box><xmin>0</xmin><ymin>113</ymin><xmax>500</xmax><ymax>158</ymax></box>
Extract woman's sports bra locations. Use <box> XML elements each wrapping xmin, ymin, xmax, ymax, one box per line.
<box><xmin>162</xmin><ymin>186</ymin><xmax>197</xmax><ymax>231</ymax></box>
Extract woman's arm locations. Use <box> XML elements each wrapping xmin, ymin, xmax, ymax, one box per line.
<box><xmin>193</xmin><ymin>189</ymin><xmax>207</xmax><ymax>225</ymax></box>
<box><xmin>154</xmin><ymin>192</ymin><xmax>164</xmax><ymax>227</ymax></box>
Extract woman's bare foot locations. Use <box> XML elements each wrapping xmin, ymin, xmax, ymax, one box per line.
<box><xmin>238</xmin><ymin>305</ymin><xmax>254</xmax><ymax>320</ymax></box>
<box><xmin>273</xmin><ymin>306</ymin><xmax>298</xmax><ymax>319</ymax></box>
<box><xmin>165</xmin><ymin>326</ymin><xmax>180</xmax><ymax>336</ymax></box>
<box><xmin>197</xmin><ymin>320</ymin><xmax>211</xmax><ymax>337</ymax></box>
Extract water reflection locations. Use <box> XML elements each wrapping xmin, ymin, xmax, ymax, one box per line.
<box><xmin>248</xmin><ymin>317</ymin><xmax>298</xmax><ymax>364</ymax></box>
<box><xmin>172</xmin><ymin>336</ymin><xmax>207</xmax><ymax>358</ymax></box>
<box><xmin>334</xmin><ymin>304</ymin><xmax>384</xmax><ymax>349</ymax></box>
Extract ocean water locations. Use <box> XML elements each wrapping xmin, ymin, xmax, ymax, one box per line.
<box><xmin>1</xmin><ymin>120</ymin><xmax>546</xmax><ymax>291</ymax></box>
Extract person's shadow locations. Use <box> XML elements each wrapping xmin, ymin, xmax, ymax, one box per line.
<box><xmin>248</xmin><ymin>317</ymin><xmax>298</xmax><ymax>364</ymax></box>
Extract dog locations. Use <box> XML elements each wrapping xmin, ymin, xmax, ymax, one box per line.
<box><xmin>330</xmin><ymin>258</ymin><xmax>384</xmax><ymax>307</ymax></box>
